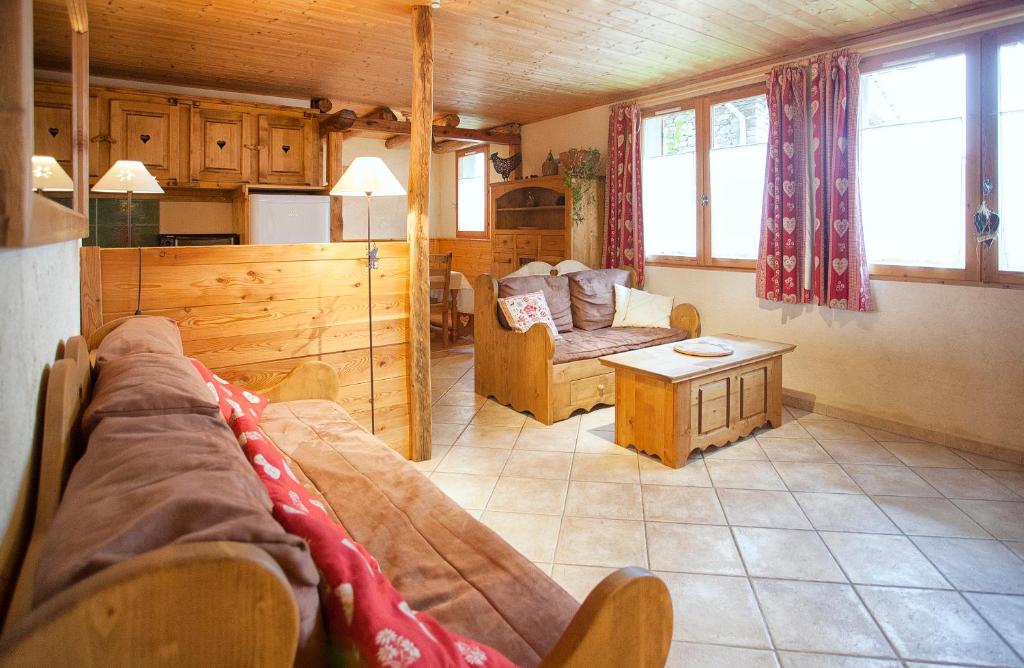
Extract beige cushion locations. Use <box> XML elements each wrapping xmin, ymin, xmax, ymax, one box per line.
<box><xmin>567</xmin><ymin>268</ymin><xmax>633</xmax><ymax>330</ymax></box>
<box><xmin>612</xmin><ymin>284</ymin><xmax>673</xmax><ymax>328</ymax></box>
<box><xmin>553</xmin><ymin>326</ymin><xmax>690</xmax><ymax>364</ymax></box>
<box><xmin>95</xmin><ymin>316</ymin><xmax>183</xmax><ymax>366</ymax></box>
<box><xmin>498</xmin><ymin>274</ymin><xmax>573</xmax><ymax>333</ymax></box>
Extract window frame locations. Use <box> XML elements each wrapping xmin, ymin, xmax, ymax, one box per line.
<box><xmin>642</xmin><ymin>83</ymin><xmax>766</xmax><ymax>271</ymax></box>
<box><xmin>455</xmin><ymin>144</ymin><xmax>490</xmax><ymax>239</ymax></box>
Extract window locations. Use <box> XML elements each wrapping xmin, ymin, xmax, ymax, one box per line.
<box><xmin>641</xmin><ymin>86</ymin><xmax>767</xmax><ymax>267</ymax></box>
<box><xmin>859</xmin><ymin>53</ymin><xmax>968</xmax><ymax>270</ymax></box>
<box><xmin>997</xmin><ymin>38</ymin><xmax>1024</xmax><ymax>273</ymax></box>
<box><xmin>456</xmin><ymin>146</ymin><xmax>487</xmax><ymax>237</ymax></box>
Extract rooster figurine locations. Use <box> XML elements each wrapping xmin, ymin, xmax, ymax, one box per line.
<box><xmin>490</xmin><ymin>152</ymin><xmax>522</xmax><ymax>181</ymax></box>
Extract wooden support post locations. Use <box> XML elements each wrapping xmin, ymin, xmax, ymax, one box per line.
<box><xmin>406</xmin><ymin>4</ymin><xmax>433</xmax><ymax>462</ymax></box>
<box><xmin>69</xmin><ymin>7</ymin><xmax>89</xmax><ymax>216</ymax></box>
<box><xmin>80</xmin><ymin>246</ymin><xmax>102</xmax><ymax>337</ymax></box>
<box><xmin>326</xmin><ymin>132</ymin><xmax>344</xmax><ymax>241</ymax></box>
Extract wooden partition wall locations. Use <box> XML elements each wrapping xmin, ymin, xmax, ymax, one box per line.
<box><xmin>430</xmin><ymin>238</ymin><xmax>493</xmax><ymax>284</ymax></box>
<box><xmin>80</xmin><ymin>242</ymin><xmax>412</xmax><ymax>454</ymax></box>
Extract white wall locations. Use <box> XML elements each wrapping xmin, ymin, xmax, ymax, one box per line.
<box><xmin>521</xmin><ymin>104</ymin><xmax>1024</xmax><ymax>455</ymax></box>
<box><xmin>0</xmin><ymin>241</ymin><xmax>81</xmax><ymax>543</ymax></box>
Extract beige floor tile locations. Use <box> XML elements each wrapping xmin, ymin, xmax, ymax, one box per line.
<box><xmin>554</xmin><ymin>516</ymin><xmax>647</xmax><ymax>568</ymax></box>
<box><xmin>842</xmin><ymin>465</ymin><xmax>940</xmax><ymax>497</ymax></box>
<box><xmin>523</xmin><ymin>413</ymin><xmax>581</xmax><ymax>432</ymax></box>
<box><xmin>436</xmin><ymin>446</ymin><xmax>511</xmax><ymax>475</ymax></box>
<box><xmin>734</xmin><ymin>527</ymin><xmax>845</xmax><ymax>582</ymax></box>
<box><xmin>882</xmin><ymin>442</ymin><xmax>971</xmax><ymax>468</ymax></box>
<box><xmin>667</xmin><ymin>642</ymin><xmax>779</xmax><ymax>668</ymax></box>
<box><xmin>775</xmin><ymin>462</ymin><xmax>862</xmax><ymax>494</ymax></box>
<box><xmin>639</xmin><ymin>454</ymin><xmax>712</xmax><ymax>487</ymax></box>
<box><xmin>486</xmin><ymin>477</ymin><xmax>568</xmax><ymax>515</ymax></box>
<box><xmin>794</xmin><ymin>492</ymin><xmax>899</xmax><ymax>534</ymax></box>
<box><xmin>912</xmin><ymin>536</ymin><xmax>1024</xmax><ymax>594</ymax></box>
<box><xmin>953</xmin><ymin>499</ymin><xmax>1024</xmax><ymax>540</ymax></box>
<box><xmin>502</xmin><ymin>450</ymin><xmax>573</xmax><ymax>480</ymax></box>
<box><xmin>987</xmin><ymin>470</ymin><xmax>1024</xmax><ymax>496</ymax></box>
<box><xmin>956</xmin><ymin>451</ymin><xmax>1024</xmax><ymax>471</ymax></box>
<box><xmin>570</xmin><ymin>453</ymin><xmax>640</xmax><ymax>484</ymax></box>
<box><xmin>453</xmin><ymin>424</ymin><xmax>521</xmax><ymax>449</ymax></box>
<box><xmin>429</xmin><ymin>472</ymin><xmax>498</xmax><ymax>510</ymax></box>
<box><xmin>479</xmin><ymin>510</ymin><xmax>562</xmax><ymax>562</ymax></box>
<box><xmin>531</xmin><ymin>561</ymin><xmax>553</xmax><ymax>576</ymax></box>
<box><xmin>564</xmin><ymin>481</ymin><xmax>643</xmax><ymax>520</ymax></box>
<box><xmin>861</xmin><ymin>426</ymin><xmax>921</xmax><ymax>443</ymax></box>
<box><xmin>576</xmin><ymin>430</ymin><xmax>634</xmax><ymax>456</ymax></box>
<box><xmin>579</xmin><ymin>407</ymin><xmax>615</xmax><ymax>432</ymax></box>
<box><xmin>912</xmin><ymin>467</ymin><xmax>1018</xmax><ymax>501</ymax></box>
<box><xmin>550</xmin><ymin>564</ymin><xmax>615</xmax><ymax>602</ymax></box>
<box><xmin>757</xmin><ymin>420</ymin><xmax>813</xmax><ymax>439</ymax></box>
<box><xmin>1007</xmin><ymin>541</ymin><xmax>1024</xmax><ymax>560</ymax></box>
<box><xmin>432</xmin><ymin>403</ymin><xmax>479</xmax><ymax>425</ymax></box>
<box><xmin>514</xmin><ymin>428</ymin><xmax>578</xmax><ymax>453</ymax></box>
<box><xmin>706</xmin><ymin>460</ymin><xmax>786</xmax><ymax>491</ymax></box>
<box><xmin>646</xmin><ymin>522</ymin><xmax>745</xmax><ymax>575</ymax></box>
<box><xmin>717</xmin><ymin>489</ymin><xmax>812</xmax><ymax>529</ymax></box>
<box><xmin>431</xmin><ymin>422</ymin><xmax>466</xmax><ymax>446</ymax></box>
<box><xmin>964</xmin><ymin>593</ymin><xmax>1024</xmax><ymax>657</ymax></box>
<box><xmin>802</xmin><ymin>420</ymin><xmax>874</xmax><ymax>442</ymax></box>
<box><xmin>462</xmin><ymin>508</ymin><xmax>484</xmax><ymax>520</ymax></box>
<box><xmin>786</xmin><ymin>406</ymin><xmax>814</xmax><ymax>419</ymax></box>
<box><xmin>410</xmin><ymin>445</ymin><xmax>451</xmax><ymax>473</ymax></box>
<box><xmin>873</xmin><ymin>496</ymin><xmax>988</xmax><ymax>538</ymax></box>
<box><xmin>778</xmin><ymin>653</ymin><xmax>900</xmax><ymax>668</ymax></box>
<box><xmin>857</xmin><ymin>585</ymin><xmax>1018</xmax><ymax>666</ymax></box>
<box><xmin>753</xmin><ymin>579</ymin><xmax>892</xmax><ymax>656</ymax></box>
<box><xmin>820</xmin><ymin>533</ymin><xmax>950</xmax><ymax>588</ymax></box>
<box><xmin>658</xmin><ymin>572</ymin><xmax>772</xmax><ymax>648</ymax></box>
<box><xmin>757</xmin><ymin>437</ymin><xmax>832</xmax><ymax>462</ymax></box>
<box><xmin>642</xmin><ymin>485</ymin><xmax>726</xmax><ymax>524</ymax></box>
<box><xmin>818</xmin><ymin>440</ymin><xmax>902</xmax><ymax>465</ymax></box>
<box><xmin>702</xmin><ymin>437</ymin><xmax>768</xmax><ymax>461</ymax></box>
<box><xmin>435</xmin><ymin>390</ymin><xmax>487</xmax><ymax>409</ymax></box>
<box><xmin>471</xmin><ymin>402</ymin><xmax>528</xmax><ymax>428</ymax></box>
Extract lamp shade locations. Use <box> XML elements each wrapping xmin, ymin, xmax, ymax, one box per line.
<box><xmin>92</xmin><ymin>160</ymin><xmax>165</xmax><ymax>194</ymax></box>
<box><xmin>31</xmin><ymin>156</ymin><xmax>73</xmax><ymax>192</ymax></box>
<box><xmin>330</xmin><ymin>157</ymin><xmax>406</xmax><ymax>197</ymax></box>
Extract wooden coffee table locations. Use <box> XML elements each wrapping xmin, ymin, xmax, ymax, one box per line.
<box><xmin>599</xmin><ymin>334</ymin><xmax>795</xmax><ymax>468</ymax></box>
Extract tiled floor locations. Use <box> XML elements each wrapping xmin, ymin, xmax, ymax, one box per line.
<box><xmin>426</xmin><ymin>347</ymin><xmax>1024</xmax><ymax>668</ymax></box>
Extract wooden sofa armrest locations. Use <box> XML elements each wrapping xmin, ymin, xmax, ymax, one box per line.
<box><xmin>671</xmin><ymin>303</ymin><xmax>702</xmax><ymax>337</ymax></box>
<box><xmin>246</xmin><ymin>361</ymin><xmax>340</xmax><ymax>404</ymax></box>
<box><xmin>0</xmin><ymin>542</ymin><xmax>299</xmax><ymax>667</ymax></box>
<box><xmin>540</xmin><ymin>567</ymin><xmax>672</xmax><ymax>668</ymax></box>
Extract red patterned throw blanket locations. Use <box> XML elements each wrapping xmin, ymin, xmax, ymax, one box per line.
<box><xmin>190</xmin><ymin>360</ymin><xmax>517</xmax><ymax>668</ymax></box>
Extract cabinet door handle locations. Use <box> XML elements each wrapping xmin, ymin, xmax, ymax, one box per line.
<box><xmin>244</xmin><ymin>144</ymin><xmax>265</xmax><ymax>152</ymax></box>
<box><xmin>90</xmin><ymin>133</ymin><xmax>117</xmax><ymax>145</ymax></box>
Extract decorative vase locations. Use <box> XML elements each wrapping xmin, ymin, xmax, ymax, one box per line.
<box><xmin>541</xmin><ymin>151</ymin><xmax>559</xmax><ymax>177</ymax></box>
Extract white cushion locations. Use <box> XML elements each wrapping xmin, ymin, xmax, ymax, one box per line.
<box><xmin>612</xmin><ymin>284</ymin><xmax>673</xmax><ymax>328</ymax></box>
<box><xmin>505</xmin><ymin>261</ymin><xmax>556</xmax><ymax>278</ymax></box>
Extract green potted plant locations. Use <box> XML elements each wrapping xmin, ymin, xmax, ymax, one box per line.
<box><xmin>560</xmin><ymin>148</ymin><xmax>602</xmax><ymax>227</ymax></box>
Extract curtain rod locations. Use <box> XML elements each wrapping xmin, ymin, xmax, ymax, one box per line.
<box><xmin>618</xmin><ymin>1</ymin><xmax>1024</xmax><ymax>109</ymax></box>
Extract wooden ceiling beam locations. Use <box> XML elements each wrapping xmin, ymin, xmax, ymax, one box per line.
<box><xmin>384</xmin><ymin>113</ymin><xmax>461</xmax><ymax>149</ymax></box>
<box><xmin>322</xmin><ymin>108</ymin><xmax>520</xmax><ymax>145</ymax></box>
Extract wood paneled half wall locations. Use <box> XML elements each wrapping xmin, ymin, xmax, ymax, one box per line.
<box><xmin>80</xmin><ymin>243</ymin><xmax>412</xmax><ymax>454</ymax></box>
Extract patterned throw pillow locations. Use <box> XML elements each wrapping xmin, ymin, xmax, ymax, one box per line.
<box><xmin>497</xmin><ymin>291</ymin><xmax>561</xmax><ymax>338</ymax></box>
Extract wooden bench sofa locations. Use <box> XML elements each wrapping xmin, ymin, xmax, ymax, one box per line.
<box><xmin>475</xmin><ymin>269</ymin><xmax>702</xmax><ymax>425</ymax></box>
<box><xmin>0</xmin><ymin>317</ymin><xmax>673</xmax><ymax>667</ymax></box>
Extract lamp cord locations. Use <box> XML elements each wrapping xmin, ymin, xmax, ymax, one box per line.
<box><xmin>128</xmin><ymin>189</ymin><xmax>143</xmax><ymax>316</ymax></box>
<box><xmin>366</xmin><ymin>193</ymin><xmax>375</xmax><ymax>434</ymax></box>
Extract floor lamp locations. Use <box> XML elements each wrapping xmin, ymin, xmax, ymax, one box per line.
<box><xmin>93</xmin><ymin>160</ymin><xmax>164</xmax><ymax>315</ymax></box>
<box><xmin>330</xmin><ymin>157</ymin><xmax>406</xmax><ymax>434</ymax></box>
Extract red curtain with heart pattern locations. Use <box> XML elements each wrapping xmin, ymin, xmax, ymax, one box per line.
<box><xmin>605</xmin><ymin>101</ymin><xmax>645</xmax><ymax>285</ymax></box>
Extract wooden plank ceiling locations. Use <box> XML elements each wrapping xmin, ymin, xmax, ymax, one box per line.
<box><xmin>33</xmin><ymin>0</ymin><xmax>999</xmax><ymax>127</ymax></box>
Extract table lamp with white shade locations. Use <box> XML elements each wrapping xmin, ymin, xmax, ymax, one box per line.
<box><xmin>31</xmin><ymin>156</ymin><xmax>74</xmax><ymax>193</ymax></box>
<box><xmin>92</xmin><ymin>160</ymin><xmax>165</xmax><ymax>315</ymax></box>
<box><xmin>329</xmin><ymin>156</ymin><xmax>406</xmax><ymax>434</ymax></box>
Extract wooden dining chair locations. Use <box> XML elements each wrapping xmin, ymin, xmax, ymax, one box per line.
<box><xmin>429</xmin><ymin>252</ymin><xmax>454</xmax><ymax>346</ymax></box>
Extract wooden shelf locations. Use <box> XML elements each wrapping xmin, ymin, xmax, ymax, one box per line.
<box><xmin>496</xmin><ymin>205</ymin><xmax>564</xmax><ymax>212</ymax></box>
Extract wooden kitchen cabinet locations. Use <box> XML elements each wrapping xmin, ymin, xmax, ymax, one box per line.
<box><xmin>110</xmin><ymin>99</ymin><xmax>183</xmax><ymax>184</ymax></box>
<box><xmin>33</xmin><ymin>82</ymin><xmax>103</xmax><ymax>178</ymax></box>
<box><xmin>190</xmin><ymin>105</ymin><xmax>253</xmax><ymax>184</ymax></box>
<box><xmin>256</xmin><ymin>113</ymin><xmax>318</xmax><ymax>186</ymax></box>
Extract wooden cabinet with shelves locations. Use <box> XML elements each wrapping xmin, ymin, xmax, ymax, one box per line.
<box><xmin>110</xmin><ymin>99</ymin><xmax>183</xmax><ymax>185</ymax></box>
<box><xmin>488</xmin><ymin>175</ymin><xmax>604</xmax><ymax>278</ymax></box>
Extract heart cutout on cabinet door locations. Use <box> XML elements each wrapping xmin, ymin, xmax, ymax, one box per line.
<box><xmin>139</xmin><ymin>134</ymin><xmax>151</xmax><ymax>144</ymax></box>
<box><xmin>216</xmin><ymin>140</ymin><xmax>226</xmax><ymax>149</ymax></box>
<box><xmin>281</xmin><ymin>145</ymin><xmax>291</xmax><ymax>153</ymax></box>
<box><xmin>48</xmin><ymin>127</ymin><xmax>59</xmax><ymax>138</ymax></box>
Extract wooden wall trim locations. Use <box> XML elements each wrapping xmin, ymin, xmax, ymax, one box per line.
<box><xmin>406</xmin><ymin>5</ymin><xmax>433</xmax><ymax>463</ymax></box>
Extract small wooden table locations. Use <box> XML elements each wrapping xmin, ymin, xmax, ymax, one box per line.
<box><xmin>599</xmin><ymin>334</ymin><xmax>796</xmax><ymax>468</ymax></box>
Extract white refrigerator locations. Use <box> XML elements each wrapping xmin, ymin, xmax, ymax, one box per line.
<box><xmin>249</xmin><ymin>193</ymin><xmax>331</xmax><ymax>244</ymax></box>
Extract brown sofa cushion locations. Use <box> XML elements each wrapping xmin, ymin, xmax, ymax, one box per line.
<box><xmin>567</xmin><ymin>268</ymin><xmax>633</xmax><ymax>330</ymax></box>
<box><xmin>81</xmin><ymin>353</ymin><xmax>220</xmax><ymax>437</ymax></box>
<box><xmin>498</xmin><ymin>275</ymin><xmax>573</xmax><ymax>333</ymax></box>
<box><xmin>260</xmin><ymin>400</ymin><xmax>579</xmax><ymax>667</ymax></box>
<box><xmin>95</xmin><ymin>316</ymin><xmax>184</xmax><ymax>366</ymax></box>
<box><xmin>33</xmin><ymin>413</ymin><xmax>322</xmax><ymax>643</ymax></box>
<box><xmin>553</xmin><ymin>326</ymin><xmax>690</xmax><ymax>364</ymax></box>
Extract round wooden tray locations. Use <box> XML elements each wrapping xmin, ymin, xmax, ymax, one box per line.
<box><xmin>674</xmin><ymin>340</ymin><xmax>734</xmax><ymax>357</ymax></box>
